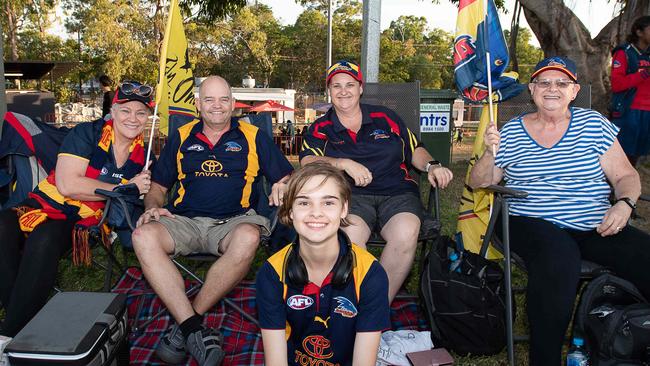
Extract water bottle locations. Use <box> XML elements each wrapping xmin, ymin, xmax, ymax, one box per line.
<box><xmin>566</xmin><ymin>337</ymin><xmax>589</xmax><ymax>366</ymax></box>
<box><xmin>449</xmin><ymin>252</ymin><xmax>462</xmax><ymax>273</ymax></box>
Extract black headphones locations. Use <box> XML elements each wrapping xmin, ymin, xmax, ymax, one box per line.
<box><xmin>285</xmin><ymin>231</ymin><xmax>355</xmax><ymax>288</ymax></box>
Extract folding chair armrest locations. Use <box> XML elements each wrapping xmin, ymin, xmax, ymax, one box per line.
<box><xmin>423</xmin><ymin>183</ymin><xmax>441</xmax><ymax>222</ymax></box>
<box><xmin>485</xmin><ymin>184</ymin><xmax>528</xmax><ymax>198</ymax></box>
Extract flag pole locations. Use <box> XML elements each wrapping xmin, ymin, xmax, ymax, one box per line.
<box><xmin>484</xmin><ymin>0</ymin><xmax>496</xmax><ymax>156</ymax></box>
<box><xmin>145</xmin><ymin>0</ymin><xmax>175</xmax><ymax>170</ymax></box>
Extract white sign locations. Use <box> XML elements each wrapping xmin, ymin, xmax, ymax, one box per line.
<box><xmin>420</xmin><ymin>103</ymin><xmax>450</xmax><ymax>133</ymax></box>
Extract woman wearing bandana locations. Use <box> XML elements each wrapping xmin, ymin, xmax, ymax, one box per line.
<box><xmin>0</xmin><ymin>81</ymin><xmax>154</xmax><ymax>337</ymax></box>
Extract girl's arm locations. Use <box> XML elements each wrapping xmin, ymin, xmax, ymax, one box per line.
<box><xmin>352</xmin><ymin>331</ymin><xmax>382</xmax><ymax>366</ymax></box>
<box><xmin>261</xmin><ymin>329</ymin><xmax>289</xmax><ymax>366</ymax></box>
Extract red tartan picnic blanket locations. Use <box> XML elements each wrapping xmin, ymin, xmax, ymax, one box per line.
<box><xmin>112</xmin><ymin>267</ymin><xmax>429</xmax><ymax>366</ymax></box>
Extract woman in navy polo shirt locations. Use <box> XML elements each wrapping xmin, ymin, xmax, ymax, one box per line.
<box><xmin>299</xmin><ymin>60</ymin><xmax>454</xmax><ymax>302</ymax></box>
<box><xmin>256</xmin><ymin>162</ymin><xmax>390</xmax><ymax>366</ymax></box>
<box><xmin>0</xmin><ymin>81</ymin><xmax>153</xmax><ymax>337</ymax></box>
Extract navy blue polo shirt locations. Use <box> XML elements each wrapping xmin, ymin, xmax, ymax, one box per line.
<box><xmin>256</xmin><ymin>235</ymin><xmax>390</xmax><ymax>366</ymax></box>
<box><xmin>59</xmin><ymin>119</ymin><xmax>152</xmax><ymax>185</ymax></box>
<box><xmin>299</xmin><ymin>104</ymin><xmax>421</xmax><ymax>196</ymax></box>
<box><xmin>152</xmin><ymin>118</ymin><xmax>293</xmax><ymax>219</ymax></box>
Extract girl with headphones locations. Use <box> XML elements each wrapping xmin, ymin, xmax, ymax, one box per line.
<box><xmin>256</xmin><ymin>162</ymin><xmax>390</xmax><ymax>366</ymax></box>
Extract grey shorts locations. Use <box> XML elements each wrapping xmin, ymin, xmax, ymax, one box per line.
<box><xmin>157</xmin><ymin>209</ymin><xmax>270</xmax><ymax>256</ymax></box>
<box><xmin>349</xmin><ymin>193</ymin><xmax>423</xmax><ymax>231</ymax></box>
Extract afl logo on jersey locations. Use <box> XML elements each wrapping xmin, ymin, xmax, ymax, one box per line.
<box><xmin>187</xmin><ymin>144</ymin><xmax>205</xmax><ymax>152</ymax></box>
<box><xmin>287</xmin><ymin>295</ymin><xmax>313</xmax><ymax>310</ymax></box>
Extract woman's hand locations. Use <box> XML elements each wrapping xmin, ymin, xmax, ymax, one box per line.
<box><xmin>428</xmin><ymin>166</ymin><xmax>453</xmax><ymax>188</ymax></box>
<box><xmin>127</xmin><ymin>170</ymin><xmax>152</xmax><ymax>194</ymax></box>
<box><xmin>337</xmin><ymin>158</ymin><xmax>373</xmax><ymax>187</ymax></box>
<box><xmin>597</xmin><ymin>202</ymin><xmax>633</xmax><ymax>237</ymax></box>
<box><xmin>484</xmin><ymin>123</ymin><xmax>500</xmax><ymax>156</ymax></box>
<box><xmin>136</xmin><ymin>207</ymin><xmax>174</xmax><ymax>227</ymax></box>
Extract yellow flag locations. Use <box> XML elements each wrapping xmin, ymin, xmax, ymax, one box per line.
<box><xmin>456</xmin><ymin>105</ymin><xmax>500</xmax><ymax>258</ymax></box>
<box><xmin>156</xmin><ymin>0</ymin><xmax>198</xmax><ymax>136</ymax></box>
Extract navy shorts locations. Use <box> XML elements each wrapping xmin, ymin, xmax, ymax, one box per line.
<box><xmin>349</xmin><ymin>192</ymin><xmax>423</xmax><ymax>231</ymax></box>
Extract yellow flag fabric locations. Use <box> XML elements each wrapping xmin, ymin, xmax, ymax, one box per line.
<box><xmin>156</xmin><ymin>0</ymin><xmax>198</xmax><ymax>136</ymax></box>
<box><xmin>456</xmin><ymin>105</ymin><xmax>501</xmax><ymax>258</ymax></box>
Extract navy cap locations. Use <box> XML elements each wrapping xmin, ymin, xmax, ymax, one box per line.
<box><xmin>531</xmin><ymin>56</ymin><xmax>578</xmax><ymax>82</ymax></box>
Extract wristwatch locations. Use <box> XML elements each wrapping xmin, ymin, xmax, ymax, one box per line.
<box><xmin>616</xmin><ymin>197</ymin><xmax>637</xmax><ymax>211</ymax></box>
<box><xmin>425</xmin><ymin>160</ymin><xmax>442</xmax><ymax>173</ymax></box>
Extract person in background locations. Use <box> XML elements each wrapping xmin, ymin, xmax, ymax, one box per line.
<box><xmin>257</xmin><ymin>162</ymin><xmax>389</xmax><ymax>366</ymax></box>
<box><xmin>470</xmin><ymin>56</ymin><xmax>650</xmax><ymax>366</ymax></box>
<box><xmin>99</xmin><ymin>75</ymin><xmax>115</xmax><ymax>119</ymax></box>
<box><xmin>610</xmin><ymin>16</ymin><xmax>650</xmax><ymax>166</ymax></box>
<box><xmin>0</xmin><ymin>81</ymin><xmax>153</xmax><ymax>337</ymax></box>
<box><xmin>300</xmin><ymin>60</ymin><xmax>453</xmax><ymax>302</ymax></box>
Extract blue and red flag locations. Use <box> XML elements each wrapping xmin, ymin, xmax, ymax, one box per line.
<box><xmin>453</xmin><ymin>0</ymin><xmax>524</xmax><ymax>103</ymax></box>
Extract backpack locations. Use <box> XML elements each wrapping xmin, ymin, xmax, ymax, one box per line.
<box><xmin>609</xmin><ymin>44</ymin><xmax>640</xmax><ymax>120</ymax></box>
<box><xmin>573</xmin><ymin>273</ymin><xmax>650</xmax><ymax>365</ymax></box>
<box><xmin>419</xmin><ymin>235</ymin><xmax>510</xmax><ymax>356</ymax></box>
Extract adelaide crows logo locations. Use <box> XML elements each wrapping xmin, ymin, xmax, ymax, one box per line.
<box><xmin>333</xmin><ymin>296</ymin><xmax>357</xmax><ymax>318</ymax></box>
<box><xmin>224</xmin><ymin>141</ymin><xmax>242</xmax><ymax>152</ymax></box>
<box><xmin>370</xmin><ymin>129</ymin><xmax>389</xmax><ymax>140</ymax></box>
<box><xmin>453</xmin><ymin>34</ymin><xmax>476</xmax><ymax>67</ymax></box>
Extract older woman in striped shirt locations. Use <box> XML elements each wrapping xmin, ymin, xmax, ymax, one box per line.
<box><xmin>470</xmin><ymin>56</ymin><xmax>650</xmax><ymax>366</ymax></box>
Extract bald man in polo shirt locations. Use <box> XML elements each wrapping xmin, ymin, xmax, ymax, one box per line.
<box><xmin>132</xmin><ymin>76</ymin><xmax>293</xmax><ymax>366</ymax></box>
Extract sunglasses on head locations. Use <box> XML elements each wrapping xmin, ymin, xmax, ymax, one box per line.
<box><xmin>120</xmin><ymin>81</ymin><xmax>153</xmax><ymax>97</ymax></box>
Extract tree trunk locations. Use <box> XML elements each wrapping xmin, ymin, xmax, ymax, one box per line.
<box><xmin>5</xmin><ymin>1</ymin><xmax>19</xmax><ymax>61</ymax></box>
<box><xmin>519</xmin><ymin>0</ymin><xmax>649</xmax><ymax>113</ymax></box>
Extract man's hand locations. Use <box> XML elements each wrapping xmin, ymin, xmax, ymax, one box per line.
<box><xmin>597</xmin><ymin>201</ymin><xmax>633</xmax><ymax>237</ymax></box>
<box><xmin>136</xmin><ymin>207</ymin><xmax>174</xmax><ymax>227</ymax></box>
<box><xmin>428</xmin><ymin>166</ymin><xmax>453</xmax><ymax>188</ymax></box>
<box><xmin>337</xmin><ymin>158</ymin><xmax>372</xmax><ymax>187</ymax></box>
<box><xmin>269</xmin><ymin>181</ymin><xmax>287</xmax><ymax>206</ymax></box>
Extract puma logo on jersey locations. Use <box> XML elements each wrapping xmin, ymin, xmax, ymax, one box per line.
<box><xmin>314</xmin><ymin>316</ymin><xmax>330</xmax><ymax>328</ymax></box>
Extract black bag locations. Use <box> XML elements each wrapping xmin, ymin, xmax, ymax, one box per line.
<box><xmin>419</xmin><ymin>235</ymin><xmax>509</xmax><ymax>356</ymax></box>
<box><xmin>6</xmin><ymin>292</ymin><xmax>129</xmax><ymax>366</ymax></box>
<box><xmin>573</xmin><ymin>273</ymin><xmax>650</xmax><ymax>365</ymax></box>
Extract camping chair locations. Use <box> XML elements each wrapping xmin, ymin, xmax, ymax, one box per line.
<box><xmin>365</xmin><ymin>173</ymin><xmax>442</xmax><ymax>297</ymax></box>
<box><xmin>0</xmin><ymin>112</ymin><xmax>68</xmax><ymax>209</ymax></box>
<box><xmin>479</xmin><ymin>185</ymin><xmax>650</xmax><ymax>366</ymax></box>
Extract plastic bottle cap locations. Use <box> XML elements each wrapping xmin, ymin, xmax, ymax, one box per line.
<box><xmin>573</xmin><ymin>337</ymin><xmax>584</xmax><ymax>346</ymax></box>
<box><xmin>450</xmin><ymin>252</ymin><xmax>459</xmax><ymax>261</ymax></box>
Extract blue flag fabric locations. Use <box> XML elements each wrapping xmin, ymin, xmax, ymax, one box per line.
<box><xmin>453</xmin><ymin>0</ymin><xmax>524</xmax><ymax>103</ymax></box>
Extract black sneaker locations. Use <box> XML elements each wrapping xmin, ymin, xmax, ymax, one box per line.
<box><xmin>185</xmin><ymin>326</ymin><xmax>225</xmax><ymax>366</ymax></box>
<box><xmin>155</xmin><ymin>324</ymin><xmax>187</xmax><ymax>364</ymax></box>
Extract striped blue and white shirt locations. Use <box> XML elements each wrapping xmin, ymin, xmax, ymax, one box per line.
<box><xmin>495</xmin><ymin>108</ymin><xmax>619</xmax><ymax>231</ymax></box>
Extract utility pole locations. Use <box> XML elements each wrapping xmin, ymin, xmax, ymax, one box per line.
<box><xmin>361</xmin><ymin>0</ymin><xmax>381</xmax><ymax>83</ymax></box>
<box><xmin>326</xmin><ymin>0</ymin><xmax>333</xmax><ymax>102</ymax></box>
<box><xmin>0</xmin><ymin>25</ymin><xmax>6</xmax><ymax>136</ymax></box>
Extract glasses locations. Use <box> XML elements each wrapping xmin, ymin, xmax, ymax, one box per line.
<box><xmin>532</xmin><ymin>79</ymin><xmax>575</xmax><ymax>89</ymax></box>
<box><xmin>119</xmin><ymin>81</ymin><xmax>153</xmax><ymax>97</ymax></box>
